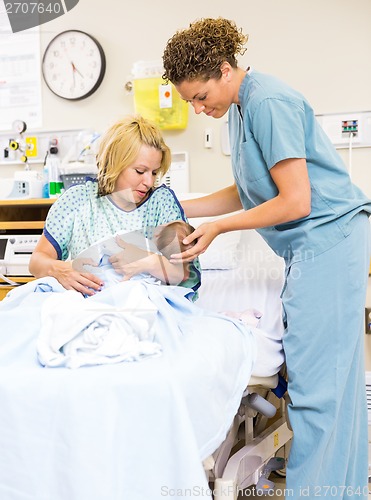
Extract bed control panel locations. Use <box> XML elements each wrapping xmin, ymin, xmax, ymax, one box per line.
<box><xmin>0</xmin><ymin>235</ymin><xmax>40</xmax><ymax>276</ymax></box>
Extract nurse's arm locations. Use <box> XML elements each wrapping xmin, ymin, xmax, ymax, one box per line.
<box><xmin>170</xmin><ymin>158</ymin><xmax>311</xmax><ymax>263</ymax></box>
<box><xmin>268</xmin><ymin>157</ymin><xmax>311</xmax><ymax>221</ymax></box>
<box><xmin>180</xmin><ymin>184</ymin><xmax>243</xmax><ymax>218</ymax></box>
<box><xmin>211</xmin><ymin>157</ymin><xmax>311</xmax><ymax>230</ymax></box>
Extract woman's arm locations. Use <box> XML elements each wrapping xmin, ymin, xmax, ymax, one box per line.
<box><xmin>29</xmin><ymin>235</ymin><xmax>104</xmax><ymax>296</ymax></box>
<box><xmin>171</xmin><ymin>158</ymin><xmax>311</xmax><ymax>262</ymax></box>
<box><xmin>180</xmin><ymin>183</ymin><xmax>243</xmax><ymax>218</ymax></box>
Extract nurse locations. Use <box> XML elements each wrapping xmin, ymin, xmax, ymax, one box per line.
<box><xmin>162</xmin><ymin>17</ymin><xmax>371</xmax><ymax>498</ymax></box>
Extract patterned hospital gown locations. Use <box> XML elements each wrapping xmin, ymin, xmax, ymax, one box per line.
<box><xmin>44</xmin><ymin>180</ymin><xmax>201</xmax><ymax>295</ymax></box>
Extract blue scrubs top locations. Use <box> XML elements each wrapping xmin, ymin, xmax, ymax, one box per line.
<box><xmin>228</xmin><ymin>70</ymin><xmax>371</xmax><ymax>264</ymax></box>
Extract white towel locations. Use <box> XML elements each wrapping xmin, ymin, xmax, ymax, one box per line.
<box><xmin>37</xmin><ymin>283</ymin><xmax>161</xmax><ymax>369</ymax></box>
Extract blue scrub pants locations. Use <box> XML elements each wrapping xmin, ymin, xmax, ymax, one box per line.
<box><xmin>282</xmin><ymin>212</ymin><xmax>370</xmax><ymax>499</ymax></box>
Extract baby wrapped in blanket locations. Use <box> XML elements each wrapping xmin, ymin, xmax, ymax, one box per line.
<box><xmin>72</xmin><ymin>220</ymin><xmax>196</xmax><ymax>289</ymax></box>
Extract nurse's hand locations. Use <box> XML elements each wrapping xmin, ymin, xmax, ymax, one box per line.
<box><xmin>169</xmin><ymin>222</ymin><xmax>219</xmax><ymax>263</ymax></box>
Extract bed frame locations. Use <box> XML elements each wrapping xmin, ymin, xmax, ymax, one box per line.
<box><xmin>205</xmin><ymin>374</ymin><xmax>292</xmax><ymax>499</ymax></box>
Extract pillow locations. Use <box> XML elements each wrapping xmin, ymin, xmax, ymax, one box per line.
<box><xmin>188</xmin><ymin>215</ymin><xmax>242</xmax><ymax>270</ymax></box>
<box><xmin>177</xmin><ymin>193</ymin><xmax>242</xmax><ymax>270</ymax></box>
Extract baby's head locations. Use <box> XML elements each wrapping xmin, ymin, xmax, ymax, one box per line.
<box><xmin>154</xmin><ymin>220</ymin><xmax>196</xmax><ymax>259</ymax></box>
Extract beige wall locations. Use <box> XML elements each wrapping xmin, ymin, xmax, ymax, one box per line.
<box><xmin>35</xmin><ymin>0</ymin><xmax>371</xmax><ymax>193</ymax></box>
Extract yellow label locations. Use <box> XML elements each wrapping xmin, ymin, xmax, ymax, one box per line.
<box><xmin>274</xmin><ymin>432</ymin><xmax>279</xmax><ymax>448</ymax></box>
<box><xmin>26</xmin><ymin>137</ymin><xmax>37</xmax><ymax>157</ymax></box>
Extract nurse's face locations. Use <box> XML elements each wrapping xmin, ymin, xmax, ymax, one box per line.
<box><xmin>176</xmin><ymin>74</ymin><xmax>234</xmax><ymax>119</ymax></box>
<box><xmin>112</xmin><ymin>144</ymin><xmax>162</xmax><ymax>208</ymax></box>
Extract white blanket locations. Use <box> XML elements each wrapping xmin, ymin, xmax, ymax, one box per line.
<box><xmin>38</xmin><ymin>283</ymin><xmax>161</xmax><ymax>368</ymax></box>
<box><xmin>0</xmin><ymin>278</ymin><xmax>259</xmax><ymax>500</ymax></box>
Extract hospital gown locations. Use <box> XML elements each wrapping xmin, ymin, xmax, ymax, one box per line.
<box><xmin>44</xmin><ymin>181</ymin><xmax>201</xmax><ymax>295</ymax></box>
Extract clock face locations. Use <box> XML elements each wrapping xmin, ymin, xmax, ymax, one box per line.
<box><xmin>42</xmin><ymin>30</ymin><xmax>106</xmax><ymax>100</ymax></box>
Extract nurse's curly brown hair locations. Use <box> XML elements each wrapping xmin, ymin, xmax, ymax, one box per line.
<box><xmin>162</xmin><ymin>18</ymin><xmax>248</xmax><ymax>85</ymax></box>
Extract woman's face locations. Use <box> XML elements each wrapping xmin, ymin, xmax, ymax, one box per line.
<box><xmin>176</xmin><ymin>74</ymin><xmax>234</xmax><ymax>119</ymax></box>
<box><xmin>112</xmin><ymin>144</ymin><xmax>162</xmax><ymax>208</ymax></box>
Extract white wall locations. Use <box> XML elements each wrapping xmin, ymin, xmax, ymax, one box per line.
<box><xmin>31</xmin><ymin>0</ymin><xmax>371</xmax><ymax>194</ymax></box>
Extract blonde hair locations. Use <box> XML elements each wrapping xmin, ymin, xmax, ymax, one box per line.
<box><xmin>96</xmin><ymin>115</ymin><xmax>171</xmax><ymax>196</ymax></box>
<box><xmin>162</xmin><ymin>18</ymin><xmax>248</xmax><ymax>85</ymax></box>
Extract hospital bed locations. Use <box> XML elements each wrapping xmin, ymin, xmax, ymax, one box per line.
<box><xmin>0</xmin><ymin>198</ymin><xmax>291</xmax><ymax>500</ymax></box>
<box><xmin>192</xmin><ymin>212</ymin><xmax>292</xmax><ymax>498</ymax></box>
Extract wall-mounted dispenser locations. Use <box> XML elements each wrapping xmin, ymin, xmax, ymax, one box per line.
<box><xmin>129</xmin><ymin>60</ymin><xmax>188</xmax><ymax>131</ymax></box>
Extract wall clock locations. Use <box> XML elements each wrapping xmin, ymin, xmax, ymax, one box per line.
<box><xmin>42</xmin><ymin>30</ymin><xmax>106</xmax><ymax>101</ymax></box>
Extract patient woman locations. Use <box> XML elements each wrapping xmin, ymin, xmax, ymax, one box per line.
<box><xmin>29</xmin><ymin>116</ymin><xmax>201</xmax><ymax>297</ymax></box>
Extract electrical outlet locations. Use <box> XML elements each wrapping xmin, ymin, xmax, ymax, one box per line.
<box><xmin>365</xmin><ymin>307</ymin><xmax>371</xmax><ymax>334</ymax></box>
<box><xmin>204</xmin><ymin>128</ymin><xmax>212</xmax><ymax>149</ymax></box>
<box><xmin>316</xmin><ymin>111</ymin><xmax>371</xmax><ymax>149</ymax></box>
<box><xmin>25</xmin><ymin>136</ymin><xmax>38</xmax><ymax>157</ymax></box>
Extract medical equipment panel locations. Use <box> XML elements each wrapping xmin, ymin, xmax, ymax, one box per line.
<box><xmin>316</xmin><ymin>110</ymin><xmax>371</xmax><ymax>148</ymax></box>
<box><xmin>0</xmin><ymin>234</ymin><xmax>40</xmax><ymax>276</ymax></box>
<box><xmin>155</xmin><ymin>152</ymin><xmax>190</xmax><ymax>192</ymax></box>
<box><xmin>0</xmin><ymin>171</ymin><xmax>43</xmax><ymax>200</ymax></box>
<box><xmin>0</xmin><ymin>128</ymin><xmax>97</xmax><ymax>167</ymax></box>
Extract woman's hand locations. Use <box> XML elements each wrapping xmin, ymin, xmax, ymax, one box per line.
<box><xmin>169</xmin><ymin>221</ymin><xmax>220</xmax><ymax>263</ymax></box>
<box><xmin>54</xmin><ymin>260</ymin><xmax>103</xmax><ymax>296</ymax></box>
<box><xmin>29</xmin><ymin>235</ymin><xmax>103</xmax><ymax>297</ymax></box>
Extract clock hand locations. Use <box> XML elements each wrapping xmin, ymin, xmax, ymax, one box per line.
<box><xmin>71</xmin><ymin>61</ymin><xmax>84</xmax><ymax>78</ymax></box>
<box><xmin>70</xmin><ymin>62</ymin><xmax>76</xmax><ymax>88</ymax></box>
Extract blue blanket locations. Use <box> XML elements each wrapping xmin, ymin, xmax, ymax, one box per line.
<box><xmin>0</xmin><ymin>278</ymin><xmax>256</xmax><ymax>500</ymax></box>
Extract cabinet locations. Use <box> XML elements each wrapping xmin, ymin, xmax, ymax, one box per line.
<box><xmin>0</xmin><ymin>277</ymin><xmax>32</xmax><ymax>301</ymax></box>
<box><xmin>0</xmin><ymin>198</ymin><xmax>54</xmax><ymax>299</ymax></box>
<box><xmin>0</xmin><ymin>198</ymin><xmax>53</xmax><ymax>232</ymax></box>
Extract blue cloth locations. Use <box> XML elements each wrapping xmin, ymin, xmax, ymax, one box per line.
<box><xmin>0</xmin><ymin>278</ymin><xmax>257</xmax><ymax>500</ymax></box>
<box><xmin>228</xmin><ymin>69</ymin><xmax>371</xmax><ymax>497</ymax></box>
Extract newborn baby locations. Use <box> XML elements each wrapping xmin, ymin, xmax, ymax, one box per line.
<box><xmin>72</xmin><ymin>220</ymin><xmax>196</xmax><ymax>290</ymax></box>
